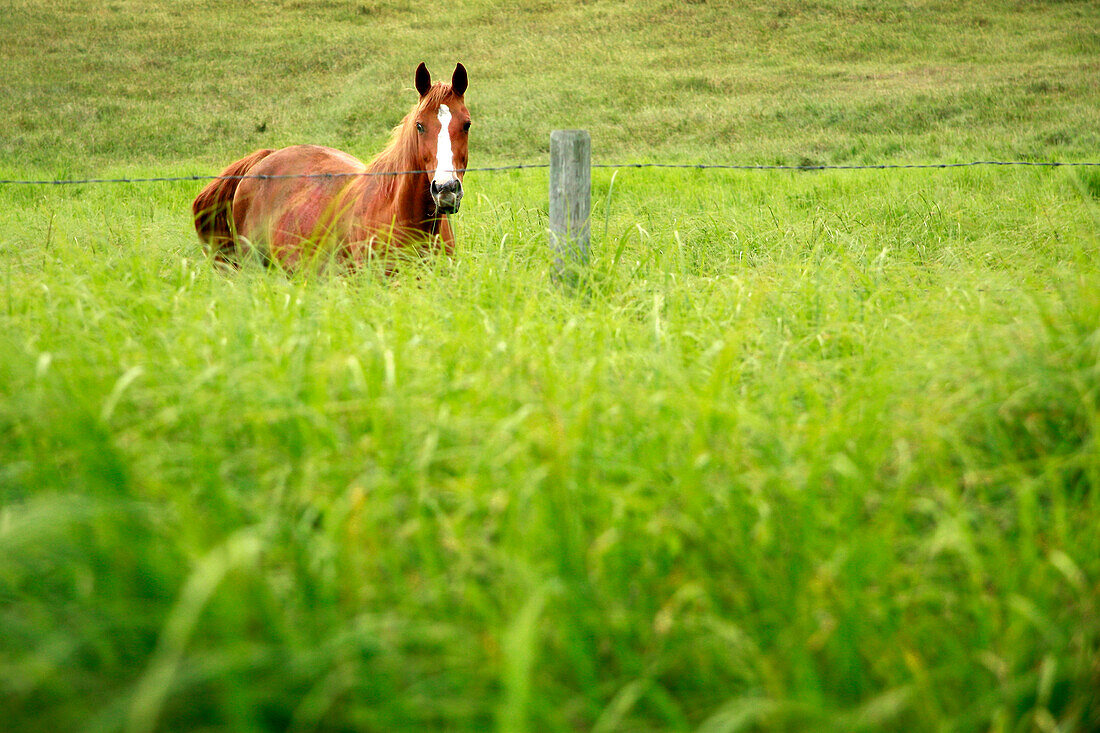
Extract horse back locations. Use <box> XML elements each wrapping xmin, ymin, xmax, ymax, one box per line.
<box><xmin>233</xmin><ymin>145</ymin><xmax>371</xmax><ymax>268</ymax></box>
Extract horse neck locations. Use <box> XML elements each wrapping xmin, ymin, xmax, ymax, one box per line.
<box><xmin>363</xmin><ymin>124</ymin><xmax>438</xmax><ymax>236</ymax></box>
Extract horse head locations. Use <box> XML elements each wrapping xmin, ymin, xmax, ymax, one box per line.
<box><xmin>412</xmin><ymin>62</ymin><xmax>470</xmax><ymax>215</ymax></box>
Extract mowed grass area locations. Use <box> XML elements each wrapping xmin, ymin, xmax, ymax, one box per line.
<box><xmin>2</xmin><ymin>1</ymin><xmax>1100</xmax><ymax>731</ymax></box>
<box><xmin>3</xmin><ymin>0</ymin><xmax>1098</xmax><ymax>173</ymax></box>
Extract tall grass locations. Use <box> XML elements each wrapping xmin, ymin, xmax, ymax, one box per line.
<box><xmin>3</xmin><ymin>0</ymin><xmax>1100</xmax><ymax>730</ymax></box>
<box><xmin>3</xmin><ymin>165</ymin><xmax>1099</xmax><ymax>730</ymax></box>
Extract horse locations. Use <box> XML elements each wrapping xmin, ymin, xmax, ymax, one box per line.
<box><xmin>192</xmin><ymin>62</ymin><xmax>470</xmax><ymax>271</ymax></box>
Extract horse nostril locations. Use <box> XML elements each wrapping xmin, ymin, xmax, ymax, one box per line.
<box><xmin>432</xmin><ymin>180</ymin><xmax>461</xmax><ymax>198</ymax></box>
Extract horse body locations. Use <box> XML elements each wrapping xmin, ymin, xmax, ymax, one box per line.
<box><xmin>192</xmin><ymin>63</ymin><xmax>470</xmax><ymax>270</ymax></box>
<box><xmin>231</xmin><ymin>145</ymin><xmax>376</xmax><ymax>270</ymax></box>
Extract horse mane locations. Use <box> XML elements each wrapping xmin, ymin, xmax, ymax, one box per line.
<box><xmin>366</xmin><ymin>83</ymin><xmax>457</xmax><ymax>194</ymax></box>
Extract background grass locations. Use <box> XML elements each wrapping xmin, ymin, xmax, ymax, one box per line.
<box><xmin>2</xmin><ymin>1</ymin><xmax>1100</xmax><ymax>731</ymax></box>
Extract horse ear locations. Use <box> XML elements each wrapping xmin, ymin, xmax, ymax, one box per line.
<box><xmin>415</xmin><ymin>63</ymin><xmax>431</xmax><ymax>97</ymax></box>
<box><xmin>451</xmin><ymin>63</ymin><xmax>468</xmax><ymax>97</ymax></box>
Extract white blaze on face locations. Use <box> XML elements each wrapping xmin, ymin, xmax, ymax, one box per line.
<box><xmin>433</xmin><ymin>104</ymin><xmax>457</xmax><ymax>186</ymax></box>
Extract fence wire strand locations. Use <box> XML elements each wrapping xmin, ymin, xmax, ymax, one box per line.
<box><xmin>1</xmin><ymin>160</ymin><xmax>1097</xmax><ymax>186</ymax></box>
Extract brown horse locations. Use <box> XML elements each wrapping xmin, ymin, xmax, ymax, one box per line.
<box><xmin>192</xmin><ymin>62</ymin><xmax>470</xmax><ymax>270</ymax></box>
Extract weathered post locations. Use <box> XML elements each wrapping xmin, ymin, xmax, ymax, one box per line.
<box><xmin>549</xmin><ymin>130</ymin><xmax>591</xmax><ymax>282</ymax></box>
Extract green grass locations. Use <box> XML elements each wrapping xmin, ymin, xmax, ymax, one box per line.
<box><xmin>3</xmin><ymin>1</ymin><xmax>1100</xmax><ymax>731</ymax></box>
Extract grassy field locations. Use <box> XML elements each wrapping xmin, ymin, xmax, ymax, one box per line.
<box><xmin>2</xmin><ymin>1</ymin><xmax>1100</xmax><ymax>731</ymax></box>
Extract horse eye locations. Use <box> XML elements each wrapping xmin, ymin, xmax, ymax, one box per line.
<box><xmin>416</xmin><ymin>122</ymin><xmax>425</xmax><ymax>134</ymax></box>
<box><xmin>462</xmin><ymin>121</ymin><xmax>471</xmax><ymax>133</ymax></box>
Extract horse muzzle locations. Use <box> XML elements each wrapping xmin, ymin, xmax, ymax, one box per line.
<box><xmin>431</xmin><ymin>179</ymin><xmax>463</xmax><ymax>214</ymax></box>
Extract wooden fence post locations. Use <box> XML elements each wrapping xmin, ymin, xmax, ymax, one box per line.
<box><xmin>549</xmin><ymin>130</ymin><xmax>591</xmax><ymax>281</ymax></box>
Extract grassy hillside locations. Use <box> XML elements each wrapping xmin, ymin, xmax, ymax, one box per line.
<box><xmin>2</xmin><ymin>1</ymin><xmax>1100</xmax><ymax>731</ymax></box>
<box><xmin>3</xmin><ymin>0</ymin><xmax>1098</xmax><ymax>173</ymax></box>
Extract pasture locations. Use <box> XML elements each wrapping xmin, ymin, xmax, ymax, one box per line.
<box><xmin>2</xmin><ymin>1</ymin><xmax>1099</xmax><ymax>731</ymax></box>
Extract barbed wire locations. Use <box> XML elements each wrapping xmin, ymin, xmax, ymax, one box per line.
<box><xmin>593</xmin><ymin>160</ymin><xmax>1100</xmax><ymax>171</ymax></box>
<box><xmin>0</xmin><ymin>160</ymin><xmax>1097</xmax><ymax>186</ymax></box>
<box><xmin>0</xmin><ymin>164</ymin><xmax>551</xmax><ymax>186</ymax></box>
